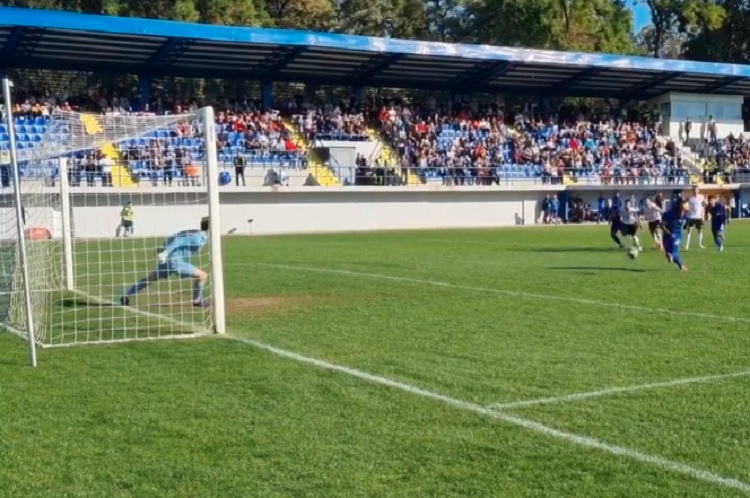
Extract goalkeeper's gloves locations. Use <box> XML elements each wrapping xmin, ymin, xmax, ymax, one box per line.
<box><xmin>157</xmin><ymin>251</ymin><xmax>167</xmax><ymax>264</ymax></box>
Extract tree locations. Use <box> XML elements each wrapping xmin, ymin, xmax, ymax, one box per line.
<box><xmin>460</xmin><ymin>0</ymin><xmax>633</xmax><ymax>53</ymax></box>
<box><xmin>265</xmin><ymin>0</ymin><xmax>336</xmax><ymax>30</ymax></box>
<box><xmin>195</xmin><ymin>0</ymin><xmax>269</xmax><ymax>26</ymax></box>
<box><xmin>636</xmin><ymin>0</ymin><xmax>725</xmax><ymax>58</ymax></box>
<box><xmin>552</xmin><ymin>0</ymin><xmax>633</xmax><ymax>53</ymax></box>
<box><xmin>423</xmin><ymin>0</ymin><xmax>465</xmax><ymax>42</ymax></box>
<box><xmin>335</xmin><ymin>0</ymin><xmax>429</xmax><ymax>38</ymax></box>
<box><xmin>684</xmin><ymin>0</ymin><xmax>750</xmax><ymax>63</ymax></box>
<box><xmin>460</xmin><ymin>0</ymin><xmax>559</xmax><ymax>47</ymax></box>
<box><xmin>633</xmin><ymin>24</ymin><xmax>687</xmax><ymax>58</ymax></box>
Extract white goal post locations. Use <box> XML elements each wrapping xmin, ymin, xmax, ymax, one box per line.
<box><xmin>1</xmin><ymin>80</ymin><xmax>225</xmax><ymax>363</ymax></box>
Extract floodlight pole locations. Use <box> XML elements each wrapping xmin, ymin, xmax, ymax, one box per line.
<box><xmin>1</xmin><ymin>76</ymin><xmax>38</xmax><ymax>368</ymax></box>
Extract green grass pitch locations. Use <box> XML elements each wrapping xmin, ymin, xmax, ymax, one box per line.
<box><xmin>2</xmin><ymin>223</ymin><xmax>750</xmax><ymax>497</ymax></box>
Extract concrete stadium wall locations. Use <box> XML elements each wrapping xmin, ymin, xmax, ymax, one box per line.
<box><xmin>4</xmin><ymin>183</ymin><xmax>743</xmax><ymax>239</ymax></box>
<box><xmin>69</xmin><ymin>188</ymin><xmax>546</xmax><ymax>238</ymax></box>
<box><xmin>65</xmin><ymin>183</ymin><xmax>742</xmax><ymax>238</ymax></box>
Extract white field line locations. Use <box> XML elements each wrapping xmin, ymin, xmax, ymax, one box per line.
<box><xmin>489</xmin><ymin>369</ymin><xmax>750</xmax><ymax>411</ymax></box>
<box><xmin>70</xmin><ymin>289</ymin><xmax>210</xmax><ymax>334</ymax></box>
<box><xmin>230</xmin><ymin>262</ymin><xmax>750</xmax><ymax>325</ymax></box>
<box><xmin>233</xmin><ymin>336</ymin><xmax>750</xmax><ymax>494</ymax></box>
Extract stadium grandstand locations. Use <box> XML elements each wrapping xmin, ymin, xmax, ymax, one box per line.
<box><xmin>0</xmin><ymin>7</ymin><xmax>749</xmax><ymax>188</ymax></box>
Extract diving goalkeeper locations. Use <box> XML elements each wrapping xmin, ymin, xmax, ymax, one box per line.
<box><xmin>120</xmin><ymin>217</ymin><xmax>210</xmax><ymax>307</ymax></box>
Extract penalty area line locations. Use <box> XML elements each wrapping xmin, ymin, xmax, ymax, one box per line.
<box><xmin>229</xmin><ymin>262</ymin><xmax>750</xmax><ymax>325</ymax></box>
<box><xmin>488</xmin><ymin>369</ymin><xmax>750</xmax><ymax>411</ymax></box>
<box><xmin>232</xmin><ymin>336</ymin><xmax>750</xmax><ymax>494</ymax></box>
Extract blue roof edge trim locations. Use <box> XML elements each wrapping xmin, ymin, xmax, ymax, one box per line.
<box><xmin>1</xmin><ymin>7</ymin><xmax>750</xmax><ymax>79</ymax></box>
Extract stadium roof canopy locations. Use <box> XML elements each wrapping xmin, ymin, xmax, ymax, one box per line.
<box><xmin>1</xmin><ymin>7</ymin><xmax>750</xmax><ymax>100</ymax></box>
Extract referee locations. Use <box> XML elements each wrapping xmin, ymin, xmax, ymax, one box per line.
<box><xmin>118</xmin><ymin>200</ymin><xmax>134</xmax><ymax>237</ymax></box>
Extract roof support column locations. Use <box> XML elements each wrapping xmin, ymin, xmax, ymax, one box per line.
<box><xmin>261</xmin><ymin>81</ymin><xmax>272</xmax><ymax>112</ymax></box>
<box><xmin>105</xmin><ymin>72</ymin><xmax>115</xmax><ymax>105</ymax></box>
<box><xmin>353</xmin><ymin>87</ymin><xmax>364</xmax><ymax>108</ymax></box>
<box><xmin>139</xmin><ymin>76</ymin><xmax>150</xmax><ymax>112</ymax></box>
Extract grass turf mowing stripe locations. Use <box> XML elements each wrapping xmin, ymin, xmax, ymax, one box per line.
<box><xmin>234</xmin><ymin>336</ymin><xmax>750</xmax><ymax>495</ymax></box>
<box><xmin>228</xmin><ymin>262</ymin><xmax>750</xmax><ymax>325</ymax></box>
<box><xmin>488</xmin><ymin>369</ymin><xmax>750</xmax><ymax>411</ymax></box>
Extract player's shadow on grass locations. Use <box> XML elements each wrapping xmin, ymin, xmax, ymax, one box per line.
<box><xmin>509</xmin><ymin>247</ymin><xmax>621</xmax><ymax>253</ymax></box>
<box><xmin>59</xmin><ymin>298</ymin><xmax>115</xmax><ymax>308</ymax></box>
<box><xmin>546</xmin><ymin>266</ymin><xmax>648</xmax><ymax>273</ymax></box>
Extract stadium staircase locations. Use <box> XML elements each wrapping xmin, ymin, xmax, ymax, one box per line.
<box><xmin>79</xmin><ymin>114</ymin><xmax>136</xmax><ymax>187</ymax></box>
<box><xmin>366</xmin><ymin>128</ymin><xmax>419</xmax><ymax>186</ymax></box>
<box><xmin>281</xmin><ymin>118</ymin><xmax>339</xmax><ymax>186</ymax></box>
<box><xmin>656</xmin><ymin>135</ymin><xmax>704</xmax><ymax>184</ymax></box>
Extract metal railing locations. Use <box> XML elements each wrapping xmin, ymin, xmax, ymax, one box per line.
<box><xmin>15</xmin><ymin>162</ymin><xmax>700</xmax><ymax>189</ymax></box>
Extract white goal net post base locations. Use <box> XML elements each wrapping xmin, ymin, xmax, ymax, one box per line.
<box><xmin>1</xmin><ymin>106</ymin><xmax>226</xmax><ymax>350</ymax></box>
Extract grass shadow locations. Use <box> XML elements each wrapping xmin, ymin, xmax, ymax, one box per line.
<box><xmin>508</xmin><ymin>247</ymin><xmax>621</xmax><ymax>253</ymax></box>
<box><xmin>546</xmin><ymin>266</ymin><xmax>649</xmax><ymax>273</ymax></box>
<box><xmin>59</xmin><ymin>298</ymin><xmax>115</xmax><ymax>309</ymax></box>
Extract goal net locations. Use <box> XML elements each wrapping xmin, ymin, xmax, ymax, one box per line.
<box><xmin>1</xmin><ymin>107</ymin><xmax>225</xmax><ymax>348</ymax></box>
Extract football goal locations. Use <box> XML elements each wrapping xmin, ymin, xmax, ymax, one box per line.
<box><xmin>1</xmin><ymin>78</ymin><xmax>226</xmax><ymax>366</ymax></box>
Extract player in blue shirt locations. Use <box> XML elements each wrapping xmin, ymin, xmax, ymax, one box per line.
<box><xmin>707</xmin><ymin>195</ymin><xmax>727</xmax><ymax>252</ymax></box>
<box><xmin>660</xmin><ymin>200</ymin><xmax>687</xmax><ymax>272</ymax></box>
<box><xmin>121</xmin><ymin>217</ymin><xmax>210</xmax><ymax>307</ymax></box>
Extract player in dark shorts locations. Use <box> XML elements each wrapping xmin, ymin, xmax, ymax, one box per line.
<box><xmin>707</xmin><ymin>195</ymin><xmax>727</xmax><ymax>252</ymax></box>
<box><xmin>609</xmin><ymin>205</ymin><xmax>623</xmax><ymax>248</ymax></box>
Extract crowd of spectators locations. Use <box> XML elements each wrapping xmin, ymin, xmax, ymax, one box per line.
<box><xmin>699</xmin><ymin>133</ymin><xmax>750</xmax><ymax>184</ymax></box>
<box><xmin>11</xmin><ymin>87</ymin><xmax>750</xmax><ymax>190</ymax></box>
<box><xmin>116</xmin><ymin>102</ymin><xmax>308</xmax><ymax>185</ymax></box>
<box><xmin>289</xmin><ymin>97</ymin><xmax>370</xmax><ymax>143</ymax></box>
<box><xmin>1</xmin><ymin>91</ymin><xmax>311</xmax><ymax>186</ymax></box>
<box><xmin>377</xmin><ymin>99</ymin><xmax>689</xmax><ymax>186</ymax></box>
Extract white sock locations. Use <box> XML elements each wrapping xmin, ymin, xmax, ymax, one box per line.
<box><xmin>633</xmin><ymin>235</ymin><xmax>641</xmax><ymax>249</ymax></box>
<box><xmin>698</xmin><ymin>232</ymin><xmax>704</xmax><ymax>246</ymax></box>
<box><xmin>686</xmin><ymin>232</ymin><xmax>692</xmax><ymax>248</ymax></box>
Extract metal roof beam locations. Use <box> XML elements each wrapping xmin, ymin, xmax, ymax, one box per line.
<box><xmin>260</xmin><ymin>46</ymin><xmax>307</xmax><ymax>79</ymax></box>
<box><xmin>9</xmin><ymin>27</ymin><xmax>44</xmax><ymax>59</ymax></box>
<box><xmin>553</xmin><ymin>67</ymin><xmax>604</xmax><ymax>92</ymax></box>
<box><xmin>1</xmin><ymin>27</ymin><xmax>26</xmax><ymax>57</ymax></box>
<box><xmin>699</xmin><ymin>76</ymin><xmax>745</xmax><ymax>93</ymax></box>
<box><xmin>455</xmin><ymin>61</ymin><xmax>517</xmax><ymax>90</ymax></box>
<box><xmin>146</xmin><ymin>37</ymin><xmax>194</xmax><ymax>69</ymax></box>
<box><xmin>352</xmin><ymin>54</ymin><xmax>404</xmax><ymax>87</ymax></box>
<box><xmin>623</xmin><ymin>71</ymin><xmax>684</xmax><ymax>100</ymax></box>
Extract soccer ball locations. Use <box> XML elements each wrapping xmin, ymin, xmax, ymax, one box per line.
<box><xmin>627</xmin><ymin>247</ymin><xmax>639</xmax><ymax>260</ymax></box>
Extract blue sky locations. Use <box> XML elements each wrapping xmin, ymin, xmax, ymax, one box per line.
<box><xmin>630</xmin><ymin>2</ymin><xmax>651</xmax><ymax>33</ymax></box>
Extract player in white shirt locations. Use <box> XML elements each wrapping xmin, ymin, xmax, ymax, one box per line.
<box><xmin>619</xmin><ymin>199</ymin><xmax>642</xmax><ymax>251</ymax></box>
<box><xmin>643</xmin><ymin>194</ymin><xmax>664</xmax><ymax>249</ymax></box>
<box><xmin>685</xmin><ymin>185</ymin><xmax>706</xmax><ymax>250</ymax></box>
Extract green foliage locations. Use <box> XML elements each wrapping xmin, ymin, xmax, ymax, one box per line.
<box><xmin>460</xmin><ymin>0</ymin><xmax>634</xmax><ymax>52</ymax></box>
<box><xmin>636</xmin><ymin>0</ymin><xmax>726</xmax><ymax>57</ymax></box>
<box><xmin>683</xmin><ymin>0</ymin><xmax>750</xmax><ymax>63</ymax></box>
<box><xmin>1</xmin><ymin>0</ymin><xmax>746</xmax><ymax>68</ymax></box>
<box><xmin>265</xmin><ymin>0</ymin><xmax>337</xmax><ymax>30</ymax></box>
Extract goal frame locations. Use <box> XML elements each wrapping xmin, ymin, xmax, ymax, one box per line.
<box><xmin>1</xmin><ymin>91</ymin><xmax>226</xmax><ymax>363</ymax></box>
<box><xmin>55</xmin><ymin>106</ymin><xmax>227</xmax><ymax>340</ymax></box>
<box><xmin>2</xmin><ymin>76</ymin><xmax>38</xmax><ymax>366</ymax></box>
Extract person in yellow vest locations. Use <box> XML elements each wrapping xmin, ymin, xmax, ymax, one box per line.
<box><xmin>116</xmin><ymin>200</ymin><xmax>134</xmax><ymax>237</ymax></box>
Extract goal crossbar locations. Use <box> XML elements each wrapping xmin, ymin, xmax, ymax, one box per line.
<box><xmin>0</xmin><ymin>98</ymin><xmax>226</xmax><ymax>361</ymax></box>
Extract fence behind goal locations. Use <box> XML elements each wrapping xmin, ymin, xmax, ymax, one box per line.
<box><xmin>1</xmin><ymin>108</ymin><xmax>225</xmax><ymax>348</ymax></box>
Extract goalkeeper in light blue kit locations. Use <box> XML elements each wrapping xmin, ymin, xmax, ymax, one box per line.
<box><xmin>120</xmin><ymin>217</ymin><xmax>210</xmax><ymax>307</ymax></box>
